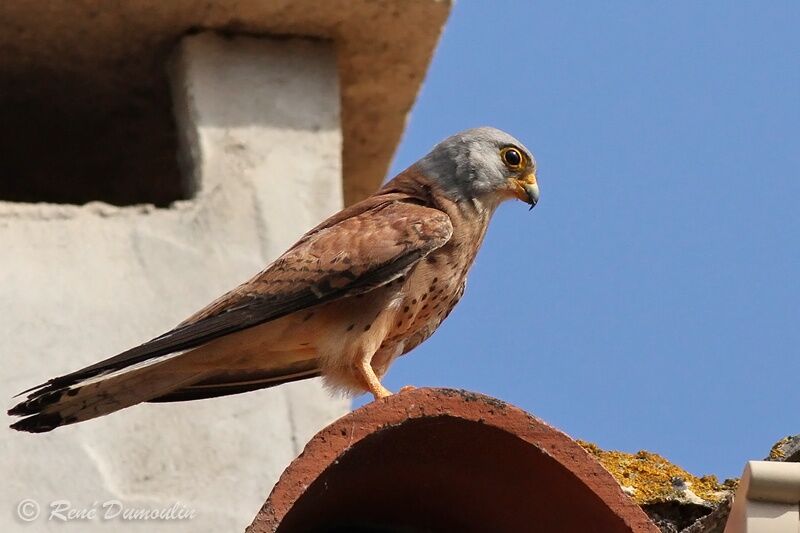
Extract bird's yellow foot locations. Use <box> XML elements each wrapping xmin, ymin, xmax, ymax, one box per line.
<box><xmin>357</xmin><ymin>357</ymin><xmax>392</xmax><ymax>400</ymax></box>
<box><xmin>372</xmin><ymin>384</ymin><xmax>393</xmax><ymax>400</ymax></box>
<box><xmin>399</xmin><ymin>385</ymin><xmax>416</xmax><ymax>393</ymax></box>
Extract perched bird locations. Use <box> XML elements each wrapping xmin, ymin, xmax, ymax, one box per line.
<box><xmin>9</xmin><ymin>127</ymin><xmax>539</xmax><ymax>433</ymax></box>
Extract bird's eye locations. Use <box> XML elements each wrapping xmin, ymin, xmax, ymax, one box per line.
<box><xmin>500</xmin><ymin>147</ymin><xmax>524</xmax><ymax>169</ymax></box>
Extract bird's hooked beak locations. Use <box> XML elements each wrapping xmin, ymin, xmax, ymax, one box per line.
<box><xmin>509</xmin><ymin>172</ymin><xmax>540</xmax><ymax>210</ymax></box>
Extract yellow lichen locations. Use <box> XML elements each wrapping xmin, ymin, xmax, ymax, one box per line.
<box><xmin>768</xmin><ymin>436</ymin><xmax>790</xmax><ymax>460</ymax></box>
<box><xmin>578</xmin><ymin>440</ymin><xmax>736</xmax><ymax>505</ymax></box>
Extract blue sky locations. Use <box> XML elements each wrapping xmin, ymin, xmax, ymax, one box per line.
<box><xmin>355</xmin><ymin>1</ymin><xmax>800</xmax><ymax>480</ymax></box>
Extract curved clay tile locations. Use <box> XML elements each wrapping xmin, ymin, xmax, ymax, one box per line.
<box><xmin>247</xmin><ymin>388</ymin><xmax>659</xmax><ymax>533</ymax></box>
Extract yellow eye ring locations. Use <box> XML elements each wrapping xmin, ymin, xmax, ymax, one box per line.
<box><xmin>500</xmin><ymin>146</ymin><xmax>525</xmax><ymax>170</ymax></box>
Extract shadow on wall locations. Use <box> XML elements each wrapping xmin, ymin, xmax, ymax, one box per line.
<box><xmin>0</xmin><ymin>32</ymin><xmax>337</xmax><ymax>207</ymax></box>
<box><xmin>0</xmin><ymin>66</ymin><xmax>184</xmax><ymax>206</ymax></box>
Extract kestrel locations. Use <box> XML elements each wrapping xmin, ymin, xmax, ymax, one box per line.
<box><xmin>9</xmin><ymin>127</ymin><xmax>539</xmax><ymax>432</ymax></box>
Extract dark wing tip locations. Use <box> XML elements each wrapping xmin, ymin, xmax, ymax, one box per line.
<box><xmin>8</xmin><ymin>403</ymin><xmax>28</xmax><ymax>417</ymax></box>
<box><xmin>10</xmin><ymin>412</ymin><xmax>63</xmax><ymax>433</ymax></box>
<box><xmin>14</xmin><ymin>380</ymin><xmax>51</xmax><ymax>398</ymax></box>
<box><xmin>8</xmin><ymin>387</ymin><xmax>67</xmax><ymax>417</ymax></box>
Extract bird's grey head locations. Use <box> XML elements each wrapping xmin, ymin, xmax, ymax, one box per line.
<box><xmin>415</xmin><ymin>127</ymin><xmax>539</xmax><ymax>209</ymax></box>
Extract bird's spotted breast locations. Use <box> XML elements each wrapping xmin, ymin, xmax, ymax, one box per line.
<box><xmin>381</xmin><ymin>246</ymin><xmax>467</xmax><ymax>353</ymax></box>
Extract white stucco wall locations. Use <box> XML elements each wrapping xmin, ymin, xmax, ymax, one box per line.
<box><xmin>0</xmin><ymin>35</ymin><xmax>348</xmax><ymax>532</ymax></box>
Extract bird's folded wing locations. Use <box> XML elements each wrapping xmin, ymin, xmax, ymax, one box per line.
<box><xmin>22</xmin><ymin>199</ymin><xmax>453</xmax><ymax>394</ymax></box>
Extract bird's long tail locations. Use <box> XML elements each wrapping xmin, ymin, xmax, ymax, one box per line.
<box><xmin>9</xmin><ymin>346</ymin><xmax>322</xmax><ymax>433</ymax></box>
<box><xmin>8</xmin><ymin>354</ymin><xmax>206</xmax><ymax>433</ymax></box>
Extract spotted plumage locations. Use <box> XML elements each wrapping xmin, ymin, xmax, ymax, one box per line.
<box><xmin>9</xmin><ymin>127</ymin><xmax>539</xmax><ymax>432</ymax></box>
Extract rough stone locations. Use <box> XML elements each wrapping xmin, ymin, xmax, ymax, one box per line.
<box><xmin>582</xmin><ymin>434</ymin><xmax>800</xmax><ymax>533</ymax></box>
<box><xmin>766</xmin><ymin>434</ymin><xmax>800</xmax><ymax>463</ymax></box>
<box><xmin>580</xmin><ymin>442</ymin><xmax>738</xmax><ymax>533</ymax></box>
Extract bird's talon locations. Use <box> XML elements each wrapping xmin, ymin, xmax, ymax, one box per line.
<box><xmin>373</xmin><ymin>386</ymin><xmax>392</xmax><ymax>400</ymax></box>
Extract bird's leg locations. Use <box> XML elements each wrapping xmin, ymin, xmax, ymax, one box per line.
<box><xmin>357</xmin><ymin>352</ymin><xmax>392</xmax><ymax>400</ymax></box>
